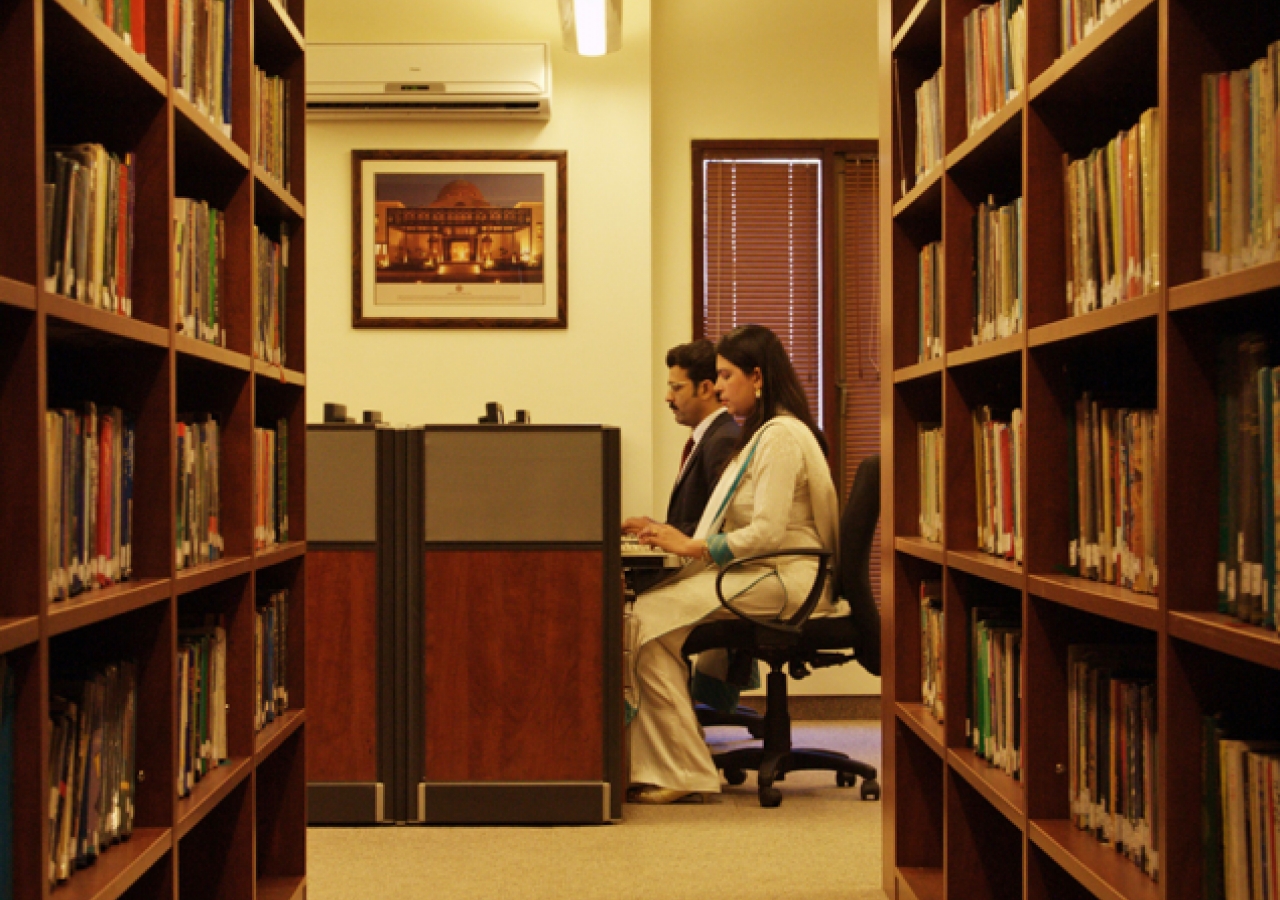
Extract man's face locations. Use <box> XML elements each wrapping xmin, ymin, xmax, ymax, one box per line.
<box><xmin>665</xmin><ymin>365</ymin><xmax>706</xmax><ymax>428</ymax></box>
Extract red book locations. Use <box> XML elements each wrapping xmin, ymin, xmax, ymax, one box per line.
<box><xmin>133</xmin><ymin>0</ymin><xmax>147</xmax><ymax>55</ymax></box>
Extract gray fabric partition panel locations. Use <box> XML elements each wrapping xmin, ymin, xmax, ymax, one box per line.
<box><xmin>307</xmin><ymin>427</ymin><xmax>378</xmax><ymax>543</ymax></box>
<box><xmin>423</xmin><ymin>430</ymin><xmax>603</xmax><ymax>543</ymax></box>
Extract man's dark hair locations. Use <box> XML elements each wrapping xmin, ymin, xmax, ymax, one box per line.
<box><xmin>665</xmin><ymin>339</ymin><xmax>718</xmax><ymax>388</ymax></box>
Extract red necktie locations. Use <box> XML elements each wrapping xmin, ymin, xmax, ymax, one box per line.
<box><xmin>680</xmin><ymin>437</ymin><xmax>695</xmax><ymax>470</ymax></box>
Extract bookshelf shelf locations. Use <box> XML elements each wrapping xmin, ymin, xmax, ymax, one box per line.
<box><xmin>55</xmin><ymin>826</ymin><xmax>172</xmax><ymax>900</ymax></box>
<box><xmin>255</xmin><ymin>708</ymin><xmax>305</xmax><ymax>762</ymax></box>
<box><xmin>46</xmin><ymin>578</ymin><xmax>171</xmax><ymax>636</ymax></box>
<box><xmin>896</xmin><ymin>536</ymin><xmax>945</xmax><ymax>565</ymax></box>
<box><xmin>176</xmin><ymin>757</ymin><xmax>253</xmax><ymax>840</ymax></box>
<box><xmin>43</xmin><ymin>0</ymin><xmax>166</xmax><ymax>98</ymax></box>
<box><xmin>947</xmin><ymin>549</ymin><xmax>1024</xmax><ymax>591</ymax></box>
<box><xmin>0</xmin><ymin>275</ymin><xmax>36</xmax><ymax>311</ymax></box>
<box><xmin>256</xmin><ymin>541</ymin><xmax>307</xmax><ymax>568</ymax></box>
<box><xmin>1027</xmin><ymin>574</ymin><xmax>1159</xmax><ymax>631</ymax></box>
<box><xmin>948</xmin><ymin>747</ymin><xmax>1024</xmax><ymax>826</ymax></box>
<box><xmin>0</xmin><ymin>616</ymin><xmax>39</xmax><ymax>655</ymax></box>
<box><xmin>1168</xmin><ymin>259</ymin><xmax>1280</xmax><ymax>312</ymax></box>
<box><xmin>254</xmin><ymin>362</ymin><xmax>306</xmax><ymax>387</ymax></box>
<box><xmin>254</xmin><ymin>0</ymin><xmax>306</xmax><ymax>59</ymax></box>
<box><xmin>1028</xmin><ymin>820</ymin><xmax>1158</xmax><ymax>900</ymax></box>
<box><xmin>894</xmin><ymin>166</ymin><xmax>943</xmax><ymax>222</ymax></box>
<box><xmin>44</xmin><ymin>293</ymin><xmax>171</xmax><ymax>350</ymax></box>
<box><xmin>173</xmin><ymin>92</ymin><xmax>251</xmax><ymax>172</ymax></box>
<box><xmin>896</xmin><ymin>701</ymin><xmax>945</xmax><ymax>757</ymax></box>
<box><xmin>1027</xmin><ymin>293</ymin><xmax>1160</xmax><ymax>349</ymax></box>
<box><xmin>257</xmin><ymin>876</ymin><xmax>307</xmax><ymax>900</ymax></box>
<box><xmin>891</xmin><ymin>0</ymin><xmax>940</xmax><ymax>54</ymax></box>
<box><xmin>894</xmin><ymin>356</ymin><xmax>944</xmax><ymax>384</ymax></box>
<box><xmin>946</xmin><ymin>98</ymin><xmax>1023</xmax><ymax>174</ymax></box>
<box><xmin>947</xmin><ymin>334</ymin><xmax>1023</xmax><ymax>370</ymax></box>
<box><xmin>1027</xmin><ymin>0</ymin><xmax>1159</xmax><ymax>103</ymax></box>
<box><xmin>254</xmin><ymin>171</ymin><xmax>305</xmax><ymax>221</ymax></box>
<box><xmin>175</xmin><ymin>556</ymin><xmax>254</xmax><ymax>596</ymax></box>
<box><xmin>896</xmin><ymin>866</ymin><xmax>944</xmax><ymax>900</ymax></box>
<box><xmin>176</xmin><ymin>335</ymin><xmax>253</xmax><ymax>373</ymax></box>
<box><xmin>1168</xmin><ymin>611</ymin><xmax>1280</xmax><ymax>672</ymax></box>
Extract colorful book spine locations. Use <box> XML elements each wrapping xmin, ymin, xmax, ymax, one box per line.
<box><xmin>972</xmin><ymin>406</ymin><xmax>1024</xmax><ymax>563</ymax></box>
<box><xmin>254</xmin><ymin>589</ymin><xmax>290</xmax><ymax>731</ymax></box>
<box><xmin>175</xmin><ymin>417</ymin><xmax>223</xmax><ymax>570</ymax></box>
<box><xmin>919</xmin><ymin>423</ymin><xmax>943</xmax><ymax>543</ymax></box>
<box><xmin>963</xmin><ymin>0</ymin><xmax>1026</xmax><ymax>136</ymax></box>
<box><xmin>173</xmin><ymin>197</ymin><xmax>226</xmax><ymax>347</ymax></box>
<box><xmin>920</xmin><ymin>580</ymin><xmax>944</xmax><ymax>723</ymax></box>
<box><xmin>254</xmin><ymin>419</ymin><xmax>289</xmax><ymax>549</ymax></box>
<box><xmin>253</xmin><ymin>225</ymin><xmax>290</xmax><ymax>366</ymax></box>
<box><xmin>972</xmin><ymin>195</ymin><xmax>1024</xmax><ymax>344</ymax></box>
<box><xmin>915</xmin><ymin>69</ymin><xmax>944</xmax><ymax>183</ymax></box>
<box><xmin>1064</xmin><ymin>108</ymin><xmax>1161</xmax><ymax>316</ymax></box>
<box><xmin>967</xmin><ymin>606</ymin><xmax>1021</xmax><ymax>778</ymax></box>
<box><xmin>1202</xmin><ymin>42</ymin><xmax>1280</xmax><ymax>278</ymax></box>
<box><xmin>173</xmin><ymin>0</ymin><xmax>233</xmax><ymax>133</ymax></box>
<box><xmin>919</xmin><ymin>241</ymin><xmax>942</xmax><ymax>362</ymax></box>
<box><xmin>254</xmin><ymin>67</ymin><xmax>291</xmax><ymax>189</ymax></box>
<box><xmin>76</xmin><ymin>0</ymin><xmax>146</xmax><ymax>54</ymax></box>
<box><xmin>177</xmin><ymin>619</ymin><xmax>228</xmax><ymax>797</ymax></box>
<box><xmin>45</xmin><ymin>405</ymin><xmax>135</xmax><ymax>601</ymax></box>
<box><xmin>1060</xmin><ymin>0</ymin><xmax>1136</xmax><ymax>54</ymax></box>
<box><xmin>1067</xmin><ymin>394</ymin><xmax>1159</xmax><ymax>594</ymax></box>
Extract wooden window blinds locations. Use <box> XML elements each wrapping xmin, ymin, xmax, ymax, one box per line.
<box><xmin>701</xmin><ymin>158</ymin><xmax>824</xmax><ymax>427</ymax></box>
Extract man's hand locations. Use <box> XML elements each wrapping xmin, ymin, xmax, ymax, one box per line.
<box><xmin>622</xmin><ymin>516</ymin><xmax>657</xmax><ymax>535</ymax></box>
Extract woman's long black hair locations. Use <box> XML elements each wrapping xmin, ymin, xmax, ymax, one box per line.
<box><xmin>715</xmin><ymin>323</ymin><xmax>828</xmax><ymax>455</ymax></box>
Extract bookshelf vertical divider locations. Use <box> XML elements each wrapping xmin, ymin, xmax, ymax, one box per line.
<box><xmin>0</xmin><ymin>0</ymin><xmax>308</xmax><ymax>895</ymax></box>
<box><xmin>882</xmin><ymin>1</ymin><xmax>1280</xmax><ymax>899</ymax></box>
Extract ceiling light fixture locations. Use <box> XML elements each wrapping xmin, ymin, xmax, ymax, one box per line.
<box><xmin>559</xmin><ymin>0</ymin><xmax>622</xmax><ymax>57</ymax></box>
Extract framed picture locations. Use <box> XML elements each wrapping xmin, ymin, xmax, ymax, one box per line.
<box><xmin>352</xmin><ymin>150</ymin><xmax>567</xmax><ymax>328</ymax></box>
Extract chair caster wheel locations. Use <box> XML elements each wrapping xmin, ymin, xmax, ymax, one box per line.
<box><xmin>837</xmin><ymin>772</ymin><xmax>857</xmax><ymax>788</ymax></box>
<box><xmin>724</xmin><ymin>768</ymin><xmax>747</xmax><ymax>786</ymax></box>
<box><xmin>759</xmin><ymin>786</ymin><xmax>782</xmax><ymax>808</ymax></box>
<box><xmin>860</xmin><ymin>778</ymin><xmax>881</xmax><ymax>801</ymax></box>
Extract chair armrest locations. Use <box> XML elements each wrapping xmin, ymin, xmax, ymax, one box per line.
<box><xmin>713</xmin><ymin>549</ymin><xmax>833</xmax><ymax>636</ymax></box>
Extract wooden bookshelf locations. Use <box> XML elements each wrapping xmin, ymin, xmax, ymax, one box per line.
<box><xmin>879</xmin><ymin>1</ymin><xmax>1280</xmax><ymax>898</ymax></box>
<box><xmin>0</xmin><ymin>0</ymin><xmax>309</xmax><ymax>895</ymax></box>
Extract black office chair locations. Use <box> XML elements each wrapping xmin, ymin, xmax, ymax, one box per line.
<box><xmin>683</xmin><ymin>454</ymin><xmax>882</xmax><ymax>808</ymax></box>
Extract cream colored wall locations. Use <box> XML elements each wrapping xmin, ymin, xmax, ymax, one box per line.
<box><xmin>305</xmin><ymin>0</ymin><xmax>655</xmax><ymax>516</ymax></box>
<box><xmin>649</xmin><ymin>0</ymin><xmax>881</xmax><ymax>696</ymax></box>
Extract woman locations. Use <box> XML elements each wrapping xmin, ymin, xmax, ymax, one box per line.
<box><xmin>628</xmin><ymin>323</ymin><xmax>842</xmax><ymax>804</ymax></box>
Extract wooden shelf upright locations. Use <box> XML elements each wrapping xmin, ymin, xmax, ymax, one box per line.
<box><xmin>880</xmin><ymin>1</ymin><xmax>1280</xmax><ymax>899</ymax></box>
<box><xmin>0</xmin><ymin>0</ymin><xmax>308</xmax><ymax>895</ymax></box>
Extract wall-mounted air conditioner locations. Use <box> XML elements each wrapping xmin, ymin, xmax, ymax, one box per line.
<box><xmin>307</xmin><ymin>42</ymin><xmax>551</xmax><ymax>120</ymax></box>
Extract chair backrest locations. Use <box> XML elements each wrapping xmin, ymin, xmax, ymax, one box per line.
<box><xmin>836</xmin><ymin>454</ymin><xmax>881</xmax><ymax>676</ymax></box>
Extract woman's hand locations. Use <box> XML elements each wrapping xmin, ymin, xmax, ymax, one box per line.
<box><xmin>637</xmin><ymin>523</ymin><xmax>704</xmax><ymax>559</ymax></box>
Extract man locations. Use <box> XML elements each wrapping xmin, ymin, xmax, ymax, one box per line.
<box><xmin>625</xmin><ymin>339</ymin><xmax>741</xmax><ymax>537</ymax></box>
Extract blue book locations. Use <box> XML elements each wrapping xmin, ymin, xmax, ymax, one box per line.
<box><xmin>222</xmin><ymin>0</ymin><xmax>234</xmax><ymax>126</ymax></box>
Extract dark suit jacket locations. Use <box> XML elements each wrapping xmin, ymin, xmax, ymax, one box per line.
<box><xmin>667</xmin><ymin>410</ymin><xmax>742</xmax><ymax>536</ymax></box>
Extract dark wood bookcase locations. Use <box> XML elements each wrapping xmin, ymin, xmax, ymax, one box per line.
<box><xmin>880</xmin><ymin>1</ymin><xmax>1280</xmax><ymax>899</ymax></box>
<box><xmin>0</xmin><ymin>0</ymin><xmax>307</xmax><ymax>895</ymax></box>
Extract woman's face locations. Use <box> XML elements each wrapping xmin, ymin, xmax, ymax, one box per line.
<box><xmin>715</xmin><ymin>355</ymin><xmax>762</xmax><ymax>418</ymax></box>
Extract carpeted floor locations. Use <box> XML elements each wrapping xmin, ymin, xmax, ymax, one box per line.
<box><xmin>308</xmin><ymin>722</ymin><xmax>887</xmax><ymax>900</ymax></box>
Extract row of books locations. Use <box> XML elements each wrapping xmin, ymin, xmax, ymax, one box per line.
<box><xmin>47</xmin><ymin>661</ymin><xmax>138</xmax><ymax>885</ymax></box>
<box><xmin>77</xmin><ymin>0</ymin><xmax>147</xmax><ymax>55</ymax></box>
<box><xmin>963</xmin><ymin>0</ymin><xmax>1026</xmax><ymax>136</ymax></box>
<box><xmin>178</xmin><ymin>619</ymin><xmax>228</xmax><ymax>797</ymax></box>
<box><xmin>255</xmin><ymin>589</ymin><xmax>290</xmax><ymax>732</ymax></box>
<box><xmin>44</xmin><ymin>145</ymin><xmax>137</xmax><ymax>316</ymax></box>
<box><xmin>0</xmin><ymin>658</ymin><xmax>13</xmax><ymax>900</ymax></box>
<box><xmin>920</xmin><ymin>580</ymin><xmax>943</xmax><ymax>723</ymax></box>
<box><xmin>1203</xmin><ymin>719</ymin><xmax>1280</xmax><ymax>900</ymax></box>
<box><xmin>914</xmin><ymin>69</ymin><xmax>943</xmax><ymax>186</ymax></box>
<box><xmin>1064</xmin><ymin>108</ymin><xmax>1161</xmax><ymax>316</ymax></box>
<box><xmin>968</xmin><ymin>606</ymin><xmax>1021</xmax><ymax>779</ymax></box>
<box><xmin>1217</xmin><ymin>335</ymin><xmax>1280</xmax><ymax>629</ymax></box>
<box><xmin>46</xmin><ymin>405</ymin><xmax>135</xmax><ymax>602</ymax></box>
<box><xmin>1060</xmin><ymin>0</ymin><xmax>1135</xmax><ymax>54</ymax></box>
<box><xmin>174</xmin><ymin>197</ymin><xmax>226</xmax><ymax>347</ymax></box>
<box><xmin>1068</xmin><ymin>395</ymin><xmax>1159</xmax><ymax>594</ymax></box>
<box><xmin>973</xmin><ymin>407</ymin><xmax>1023</xmax><ymax>564</ymax></box>
<box><xmin>1068</xmin><ymin>645</ymin><xmax>1158</xmax><ymax>880</ymax></box>
<box><xmin>918</xmin><ymin>241</ymin><xmax>942</xmax><ymax>363</ymax></box>
<box><xmin>254</xmin><ymin>226</ymin><xmax>290</xmax><ymax>366</ymax></box>
<box><xmin>919</xmin><ymin>424</ymin><xmax>943</xmax><ymax>543</ymax></box>
<box><xmin>254</xmin><ymin>420</ymin><xmax>290</xmax><ymax>549</ymax></box>
<box><xmin>254</xmin><ymin>68</ymin><xmax>292</xmax><ymax>188</ymax></box>
<box><xmin>174</xmin><ymin>0</ymin><xmax>234</xmax><ymax>134</ymax></box>
<box><xmin>972</xmin><ymin>195</ymin><xmax>1023</xmax><ymax>345</ymax></box>
<box><xmin>176</xmin><ymin>418</ymin><xmax>223</xmax><ymax>570</ymax></box>
<box><xmin>1202</xmin><ymin>42</ymin><xmax>1280</xmax><ymax>279</ymax></box>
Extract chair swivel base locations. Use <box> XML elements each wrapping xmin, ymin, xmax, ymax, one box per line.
<box><xmin>713</xmin><ymin>746</ymin><xmax>880</xmax><ymax>807</ymax></box>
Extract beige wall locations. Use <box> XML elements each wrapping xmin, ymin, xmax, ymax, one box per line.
<box><xmin>305</xmin><ymin>0</ymin><xmax>655</xmax><ymax>516</ymax></box>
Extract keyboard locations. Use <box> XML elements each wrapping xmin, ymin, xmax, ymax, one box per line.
<box><xmin>621</xmin><ymin>534</ymin><xmax>681</xmax><ymax>568</ymax></box>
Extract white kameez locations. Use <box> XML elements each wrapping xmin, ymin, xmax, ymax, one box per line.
<box><xmin>627</xmin><ymin>415</ymin><xmax>840</xmax><ymax>793</ymax></box>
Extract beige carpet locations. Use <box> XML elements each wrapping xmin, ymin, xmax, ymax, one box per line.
<box><xmin>308</xmin><ymin>722</ymin><xmax>887</xmax><ymax>900</ymax></box>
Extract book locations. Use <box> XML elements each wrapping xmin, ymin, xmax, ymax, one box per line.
<box><xmin>918</xmin><ymin>424</ymin><xmax>943</xmax><ymax>543</ymax></box>
<box><xmin>920</xmin><ymin>580</ymin><xmax>943</xmax><ymax>722</ymax></box>
<box><xmin>173</xmin><ymin>197</ymin><xmax>227</xmax><ymax>347</ymax></box>
<box><xmin>914</xmin><ymin>69</ymin><xmax>943</xmax><ymax>184</ymax></box>
<box><xmin>968</xmin><ymin>605</ymin><xmax>1020</xmax><ymax>778</ymax></box>
<box><xmin>972</xmin><ymin>196</ymin><xmax>1023</xmax><ymax>344</ymax></box>
<box><xmin>918</xmin><ymin>241</ymin><xmax>942</xmax><ymax>362</ymax></box>
<box><xmin>254</xmin><ymin>225</ymin><xmax>289</xmax><ymax>366</ymax></box>
<box><xmin>254</xmin><ymin>589</ymin><xmax>290</xmax><ymax>731</ymax></box>
<box><xmin>963</xmin><ymin>0</ymin><xmax>1026</xmax><ymax>136</ymax></box>
<box><xmin>175</xmin><ymin>416</ymin><xmax>223</xmax><ymax>570</ymax></box>
<box><xmin>972</xmin><ymin>406</ymin><xmax>1023</xmax><ymax>563</ymax></box>
<box><xmin>174</xmin><ymin>0</ymin><xmax>233</xmax><ymax>133</ymax></box>
<box><xmin>254</xmin><ymin>67</ymin><xmax>292</xmax><ymax>188</ymax></box>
